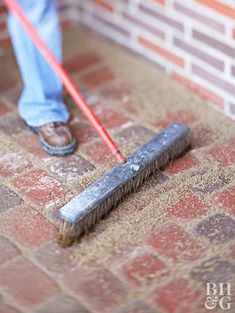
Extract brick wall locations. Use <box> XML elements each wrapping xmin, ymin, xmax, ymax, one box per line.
<box><xmin>68</xmin><ymin>0</ymin><xmax>235</xmax><ymax>121</ymax></box>
<box><xmin>1</xmin><ymin>0</ymin><xmax>235</xmax><ymax>120</ymax></box>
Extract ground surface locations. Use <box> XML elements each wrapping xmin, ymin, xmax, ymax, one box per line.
<box><xmin>0</xmin><ymin>26</ymin><xmax>235</xmax><ymax>313</ymax></box>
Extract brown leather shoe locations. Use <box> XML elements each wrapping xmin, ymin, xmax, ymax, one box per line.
<box><xmin>28</xmin><ymin>122</ymin><xmax>77</xmax><ymax>156</ymax></box>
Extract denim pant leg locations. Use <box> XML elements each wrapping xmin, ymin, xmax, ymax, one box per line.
<box><xmin>7</xmin><ymin>0</ymin><xmax>70</xmax><ymax>127</ymax></box>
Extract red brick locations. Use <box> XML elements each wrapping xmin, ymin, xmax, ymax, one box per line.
<box><xmin>190</xmin><ymin>123</ymin><xmax>221</xmax><ymax>149</ymax></box>
<box><xmin>146</xmin><ymin>224</ymin><xmax>204</xmax><ymax>262</ymax></box>
<box><xmin>139</xmin><ymin>36</ymin><xmax>185</xmax><ymax>67</ymax></box>
<box><xmin>154</xmin><ymin>109</ymin><xmax>198</xmax><ymax>129</ymax></box>
<box><xmin>171</xmin><ymin>71</ymin><xmax>224</xmax><ymax>108</ymax></box>
<box><xmin>11</xmin><ymin>169</ymin><xmax>67</xmax><ymax>208</ymax></box>
<box><xmin>196</xmin><ymin>0</ymin><xmax>235</xmax><ymax>19</ymax></box>
<box><xmin>71</xmin><ymin>122</ymin><xmax>97</xmax><ymax>144</ymax></box>
<box><xmin>0</xmin><ymin>257</ymin><xmax>60</xmax><ymax>309</ymax></box>
<box><xmin>0</xmin><ymin>38</ymin><xmax>11</xmax><ymax>49</ymax></box>
<box><xmin>152</xmin><ymin>278</ymin><xmax>202</xmax><ymax>313</ymax></box>
<box><xmin>3</xmin><ymin>86</ymin><xmax>21</xmax><ymax>107</ymax></box>
<box><xmin>0</xmin><ymin>76</ymin><xmax>17</xmax><ymax>92</ymax></box>
<box><xmin>0</xmin><ymin>5</ymin><xmax>7</xmax><ymax>14</ymax></box>
<box><xmin>60</xmin><ymin>19</ymin><xmax>71</xmax><ymax>30</ymax></box>
<box><xmin>207</xmin><ymin>143</ymin><xmax>235</xmax><ymax>166</ymax></box>
<box><xmin>0</xmin><ymin>305</ymin><xmax>20</xmax><ymax>313</ymax></box>
<box><xmin>0</xmin><ymin>206</ymin><xmax>56</xmax><ymax>247</ymax></box>
<box><xmin>15</xmin><ymin>131</ymin><xmax>56</xmax><ymax>161</ymax></box>
<box><xmin>168</xmin><ymin>194</ymin><xmax>209</xmax><ymax>219</ymax></box>
<box><xmin>0</xmin><ymin>235</ymin><xmax>20</xmax><ymax>265</ymax></box>
<box><xmin>0</xmin><ymin>100</ymin><xmax>10</xmax><ymax>116</ymax></box>
<box><xmin>65</xmin><ymin>52</ymin><xmax>101</xmax><ymax>73</ymax></box>
<box><xmin>100</xmin><ymin>82</ymin><xmax>132</xmax><ymax>102</ymax></box>
<box><xmin>0</xmin><ymin>21</ymin><xmax>6</xmax><ymax>32</ymax></box>
<box><xmin>213</xmin><ymin>186</ymin><xmax>235</xmax><ymax>216</ymax></box>
<box><xmin>82</xmin><ymin>140</ymin><xmax>115</xmax><ymax>167</ymax></box>
<box><xmin>0</xmin><ymin>113</ymin><xmax>25</xmax><ymax>136</ymax></box>
<box><xmin>155</xmin><ymin>0</ymin><xmax>165</xmax><ymax>5</ymax></box>
<box><xmin>122</xmin><ymin>253</ymin><xmax>166</xmax><ymax>285</ymax></box>
<box><xmin>117</xmin><ymin>125</ymin><xmax>155</xmax><ymax>153</ymax></box>
<box><xmin>92</xmin><ymin>0</ymin><xmax>114</xmax><ymax>11</ymax></box>
<box><xmin>48</xmin><ymin>154</ymin><xmax>95</xmax><ymax>182</ymax></box>
<box><xmin>35</xmin><ymin>295</ymin><xmax>90</xmax><ymax>313</ymax></box>
<box><xmin>64</xmin><ymin>268</ymin><xmax>127</xmax><ymax>313</ymax></box>
<box><xmin>34</xmin><ymin>241</ymin><xmax>78</xmax><ymax>274</ymax></box>
<box><xmin>93</xmin><ymin>102</ymin><xmax>129</xmax><ymax>129</ymax></box>
<box><xmin>81</xmin><ymin>66</ymin><xmax>115</xmax><ymax>88</ymax></box>
<box><xmin>165</xmin><ymin>153</ymin><xmax>199</xmax><ymax>175</ymax></box>
<box><xmin>0</xmin><ymin>152</ymin><xmax>32</xmax><ymax>178</ymax></box>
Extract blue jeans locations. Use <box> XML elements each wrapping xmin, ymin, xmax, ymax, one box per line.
<box><xmin>7</xmin><ymin>0</ymin><xmax>69</xmax><ymax>127</ymax></box>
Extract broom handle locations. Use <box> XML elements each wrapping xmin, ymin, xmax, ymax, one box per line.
<box><xmin>4</xmin><ymin>0</ymin><xmax>126</xmax><ymax>164</ymax></box>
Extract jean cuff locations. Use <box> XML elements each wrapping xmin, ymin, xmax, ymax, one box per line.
<box><xmin>22</xmin><ymin>112</ymin><xmax>70</xmax><ymax>127</ymax></box>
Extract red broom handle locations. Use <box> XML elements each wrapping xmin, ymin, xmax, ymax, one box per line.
<box><xmin>4</xmin><ymin>0</ymin><xmax>126</xmax><ymax>164</ymax></box>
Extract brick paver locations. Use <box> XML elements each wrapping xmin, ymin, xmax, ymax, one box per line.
<box><xmin>0</xmin><ymin>25</ymin><xmax>234</xmax><ymax>313</ymax></box>
<box><xmin>0</xmin><ymin>257</ymin><xmax>60</xmax><ymax>309</ymax></box>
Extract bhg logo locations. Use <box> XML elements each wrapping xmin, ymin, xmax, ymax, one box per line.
<box><xmin>205</xmin><ymin>283</ymin><xmax>232</xmax><ymax>310</ymax></box>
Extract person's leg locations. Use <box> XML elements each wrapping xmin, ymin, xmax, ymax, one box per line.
<box><xmin>7</xmin><ymin>0</ymin><xmax>70</xmax><ymax>127</ymax></box>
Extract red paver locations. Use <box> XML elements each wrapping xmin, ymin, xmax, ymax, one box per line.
<box><xmin>212</xmin><ymin>186</ymin><xmax>235</xmax><ymax>215</ymax></box>
<box><xmin>152</xmin><ymin>278</ymin><xmax>202</xmax><ymax>313</ymax></box>
<box><xmin>0</xmin><ymin>113</ymin><xmax>25</xmax><ymax>136</ymax></box>
<box><xmin>35</xmin><ymin>295</ymin><xmax>90</xmax><ymax>313</ymax></box>
<box><xmin>146</xmin><ymin>224</ymin><xmax>204</xmax><ymax>262</ymax></box>
<box><xmin>34</xmin><ymin>241</ymin><xmax>78</xmax><ymax>274</ymax></box>
<box><xmin>71</xmin><ymin>122</ymin><xmax>97</xmax><ymax>144</ymax></box>
<box><xmin>0</xmin><ymin>206</ymin><xmax>56</xmax><ymax>248</ymax></box>
<box><xmin>0</xmin><ymin>257</ymin><xmax>60</xmax><ymax>309</ymax></box>
<box><xmin>207</xmin><ymin>143</ymin><xmax>235</xmax><ymax>166</ymax></box>
<box><xmin>165</xmin><ymin>153</ymin><xmax>199</xmax><ymax>174</ymax></box>
<box><xmin>0</xmin><ymin>76</ymin><xmax>17</xmax><ymax>92</ymax></box>
<box><xmin>122</xmin><ymin>253</ymin><xmax>166</xmax><ymax>285</ymax></box>
<box><xmin>93</xmin><ymin>102</ymin><xmax>129</xmax><ymax>128</ymax></box>
<box><xmin>81</xmin><ymin>66</ymin><xmax>115</xmax><ymax>87</ymax></box>
<box><xmin>65</xmin><ymin>52</ymin><xmax>101</xmax><ymax>73</ymax></box>
<box><xmin>0</xmin><ymin>305</ymin><xmax>20</xmax><ymax>313</ymax></box>
<box><xmin>82</xmin><ymin>140</ymin><xmax>115</xmax><ymax>167</ymax></box>
<box><xmin>100</xmin><ymin>82</ymin><xmax>132</xmax><ymax>101</ymax></box>
<box><xmin>11</xmin><ymin>169</ymin><xmax>68</xmax><ymax>208</ymax></box>
<box><xmin>48</xmin><ymin>154</ymin><xmax>95</xmax><ymax>182</ymax></box>
<box><xmin>0</xmin><ymin>152</ymin><xmax>32</xmax><ymax>177</ymax></box>
<box><xmin>168</xmin><ymin>194</ymin><xmax>209</xmax><ymax>219</ymax></box>
<box><xmin>190</xmin><ymin>123</ymin><xmax>220</xmax><ymax>149</ymax></box>
<box><xmin>0</xmin><ymin>235</ymin><xmax>20</xmax><ymax>265</ymax></box>
<box><xmin>154</xmin><ymin>110</ymin><xmax>198</xmax><ymax>129</ymax></box>
<box><xmin>0</xmin><ymin>100</ymin><xmax>10</xmax><ymax>116</ymax></box>
<box><xmin>16</xmin><ymin>132</ymin><xmax>55</xmax><ymax>160</ymax></box>
<box><xmin>63</xmin><ymin>268</ymin><xmax>127</xmax><ymax>313</ymax></box>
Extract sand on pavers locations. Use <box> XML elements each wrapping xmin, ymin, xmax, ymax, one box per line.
<box><xmin>1</xmin><ymin>26</ymin><xmax>235</xmax><ymax>270</ymax></box>
<box><xmin>57</xmin><ymin>28</ymin><xmax>235</xmax><ymax>266</ymax></box>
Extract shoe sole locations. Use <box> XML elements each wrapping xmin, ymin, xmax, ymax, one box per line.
<box><xmin>27</xmin><ymin>124</ymin><xmax>77</xmax><ymax>157</ymax></box>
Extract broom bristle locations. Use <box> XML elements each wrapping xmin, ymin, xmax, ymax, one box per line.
<box><xmin>58</xmin><ymin>122</ymin><xmax>189</xmax><ymax>246</ymax></box>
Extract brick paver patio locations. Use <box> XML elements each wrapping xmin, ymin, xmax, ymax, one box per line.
<box><xmin>0</xmin><ymin>26</ymin><xmax>234</xmax><ymax>313</ymax></box>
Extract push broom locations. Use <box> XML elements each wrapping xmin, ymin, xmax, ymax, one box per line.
<box><xmin>4</xmin><ymin>0</ymin><xmax>190</xmax><ymax>246</ymax></box>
